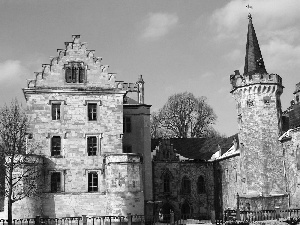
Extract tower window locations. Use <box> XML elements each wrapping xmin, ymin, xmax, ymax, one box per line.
<box><xmin>123</xmin><ymin>116</ymin><xmax>131</xmax><ymax>133</ymax></box>
<box><xmin>65</xmin><ymin>62</ymin><xmax>85</xmax><ymax>83</ymax></box>
<box><xmin>51</xmin><ymin>136</ymin><xmax>61</xmax><ymax>156</ymax></box>
<box><xmin>52</xmin><ymin>103</ymin><xmax>61</xmax><ymax>120</ymax></box>
<box><xmin>88</xmin><ymin>172</ymin><xmax>98</xmax><ymax>192</ymax></box>
<box><xmin>87</xmin><ymin>136</ymin><xmax>97</xmax><ymax>156</ymax></box>
<box><xmin>263</xmin><ymin>96</ymin><xmax>271</xmax><ymax>105</ymax></box>
<box><xmin>50</xmin><ymin>172</ymin><xmax>61</xmax><ymax>193</ymax></box>
<box><xmin>88</xmin><ymin>103</ymin><xmax>97</xmax><ymax>121</ymax></box>
<box><xmin>247</xmin><ymin>99</ymin><xmax>254</xmax><ymax>107</ymax></box>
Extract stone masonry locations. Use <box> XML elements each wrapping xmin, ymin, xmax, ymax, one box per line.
<box><xmin>0</xmin><ymin>35</ymin><xmax>150</xmax><ymax>219</ymax></box>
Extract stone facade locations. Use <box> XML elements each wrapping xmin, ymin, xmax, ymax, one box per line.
<box><xmin>0</xmin><ymin>35</ymin><xmax>151</xmax><ymax>219</ymax></box>
<box><xmin>152</xmin><ymin>140</ymin><xmax>215</xmax><ymax>219</ymax></box>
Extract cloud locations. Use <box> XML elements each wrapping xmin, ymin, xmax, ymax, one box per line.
<box><xmin>210</xmin><ymin>0</ymin><xmax>300</xmax><ymax>72</ymax></box>
<box><xmin>0</xmin><ymin>60</ymin><xmax>24</xmax><ymax>83</ymax></box>
<box><xmin>141</xmin><ymin>13</ymin><xmax>178</xmax><ymax>40</ymax></box>
<box><xmin>0</xmin><ymin>60</ymin><xmax>31</xmax><ymax>106</ymax></box>
<box><xmin>211</xmin><ymin>0</ymin><xmax>300</xmax><ymax>39</ymax></box>
<box><xmin>200</xmin><ymin>72</ymin><xmax>214</xmax><ymax>78</ymax></box>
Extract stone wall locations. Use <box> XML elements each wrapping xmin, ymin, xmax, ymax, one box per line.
<box><xmin>281</xmin><ymin>128</ymin><xmax>300</xmax><ymax>208</ymax></box>
<box><xmin>123</xmin><ymin>105</ymin><xmax>152</xmax><ymax>214</ymax></box>
<box><xmin>217</xmin><ymin>155</ymin><xmax>242</xmax><ymax>210</ymax></box>
<box><xmin>153</xmin><ymin>161</ymin><xmax>214</xmax><ymax>219</ymax></box>
<box><xmin>231</xmin><ymin>77</ymin><xmax>286</xmax><ymax>204</ymax></box>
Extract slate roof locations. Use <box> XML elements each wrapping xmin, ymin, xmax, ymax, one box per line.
<box><xmin>151</xmin><ymin>134</ymin><xmax>239</xmax><ymax>161</ymax></box>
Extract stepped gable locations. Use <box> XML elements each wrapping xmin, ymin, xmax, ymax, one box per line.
<box><xmin>25</xmin><ymin>35</ymin><xmax>138</xmax><ymax>92</ymax></box>
<box><xmin>151</xmin><ymin>137</ymin><xmax>234</xmax><ymax>161</ymax></box>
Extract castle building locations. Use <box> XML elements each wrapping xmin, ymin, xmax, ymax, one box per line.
<box><xmin>0</xmin><ymin>35</ymin><xmax>152</xmax><ymax>219</ymax></box>
<box><xmin>2</xmin><ymin>13</ymin><xmax>300</xmax><ymax>221</ymax></box>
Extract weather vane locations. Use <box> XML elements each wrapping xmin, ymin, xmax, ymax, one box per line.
<box><xmin>246</xmin><ymin>4</ymin><xmax>252</xmax><ymax>19</ymax></box>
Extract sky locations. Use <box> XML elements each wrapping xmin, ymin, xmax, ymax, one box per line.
<box><xmin>0</xmin><ymin>0</ymin><xmax>299</xmax><ymax>136</ymax></box>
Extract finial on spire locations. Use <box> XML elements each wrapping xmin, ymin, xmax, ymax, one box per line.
<box><xmin>246</xmin><ymin>4</ymin><xmax>253</xmax><ymax>19</ymax></box>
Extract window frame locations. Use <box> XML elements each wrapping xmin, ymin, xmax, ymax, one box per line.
<box><xmin>51</xmin><ymin>136</ymin><xmax>61</xmax><ymax>156</ymax></box>
<box><xmin>50</xmin><ymin>172</ymin><xmax>61</xmax><ymax>193</ymax></box>
<box><xmin>65</xmin><ymin>62</ymin><xmax>86</xmax><ymax>84</ymax></box>
<box><xmin>51</xmin><ymin>103</ymin><xmax>61</xmax><ymax>120</ymax></box>
<box><xmin>87</xmin><ymin>136</ymin><xmax>98</xmax><ymax>156</ymax></box>
<box><xmin>88</xmin><ymin>103</ymin><xmax>97</xmax><ymax>121</ymax></box>
<box><xmin>88</xmin><ymin>171</ymin><xmax>98</xmax><ymax>192</ymax></box>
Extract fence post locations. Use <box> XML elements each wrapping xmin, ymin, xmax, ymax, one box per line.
<box><xmin>82</xmin><ymin>215</ymin><xmax>87</xmax><ymax>225</ymax></box>
<box><xmin>35</xmin><ymin>216</ymin><xmax>40</xmax><ymax>225</ymax></box>
<box><xmin>211</xmin><ymin>210</ymin><xmax>216</xmax><ymax>224</ymax></box>
<box><xmin>170</xmin><ymin>212</ymin><xmax>174</xmax><ymax>225</ymax></box>
<box><xmin>236</xmin><ymin>193</ymin><xmax>241</xmax><ymax>221</ymax></box>
<box><xmin>127</xmin><ymin>213</ymin><xmax>132</xmax><ymax>225</ymax></box>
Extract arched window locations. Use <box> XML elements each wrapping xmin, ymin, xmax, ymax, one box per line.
<box><xmin>197</xmin><ymin>176</ymin><xmax>205</xmax><ymax>194</ymax></box>
<box><xmin>163</xmin><ymin>173</ymin><xmax>171</xmax><ymax>193</ymax></box>
<box><xmin>181</xmin><ymin>176</ymin><xmax>191</xmax><ymax>194</ymax></box>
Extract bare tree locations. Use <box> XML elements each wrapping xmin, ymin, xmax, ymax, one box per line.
<box><xmin>0</xmin><ymin>101</ymin><xmax>42</xmax><ymax>224</ymax></box>
<box><xmin>151</xmin><ymin>92</ymin><xmax>217</xmax><ymax>138</ymax></box>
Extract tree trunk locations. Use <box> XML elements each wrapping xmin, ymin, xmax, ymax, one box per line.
<box><xmin>8</xmin><ymin>198</ymin><xmax>12</xmax><ymax>225</ymax></box>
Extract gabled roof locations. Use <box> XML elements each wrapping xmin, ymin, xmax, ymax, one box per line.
<box><xmin>151</xmin><ymin>134</ymin><xmax>239</xmax><ymax>161</ymax></box>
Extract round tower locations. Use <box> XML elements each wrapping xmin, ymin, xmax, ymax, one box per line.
<box><xmin>230</xmin><ymin>14</ymin><xmax>286</xmax><ymax>206</ymax></box>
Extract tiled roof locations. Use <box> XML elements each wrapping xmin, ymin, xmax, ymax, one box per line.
<box><xmin>151</xmin><ymin>134</ymin><xmax>238</xmax><ymax>161</ymax></box>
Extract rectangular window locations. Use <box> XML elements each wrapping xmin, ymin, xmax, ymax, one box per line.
<box><xmin>88</xmin><ymin>172</ymin><xmax>98</xmax><ymax>192</ymax></box>
<box><xmin>65</xmin><ymin>67</ymin><xmax>72</xmax><ymax>83</ymax></box>
<box><xmin>87</xmin><ymin>136</ymin><xmax>97</xmax><ymax>156</ymax></box>
<box><xmin>52</xmin><ymin>104</ymin><xmax>61</xmax><ymax>120</ymax></box>
<box><xmin>88</xmin><ymin>103</ymin><xmax>97</xmax><ymax>121</ymax></box>
<box><xmin>123</xmin><ymin>145</ymin><xmax>132</xmax><ymax>153</ymax></box>
<box><xmin>51</xmin><ymin>172</ymin><xmax>61</xmax><ymax>193</ymax></box>
<box><xmin>51</xmin><ymin>136</ymin><xmax>61</xmax><ymax>156</ymax></box>
<box><xmin>123</xmin><ymin>116</ymin><xmax>131</xmax><ymax>133</ymax></box>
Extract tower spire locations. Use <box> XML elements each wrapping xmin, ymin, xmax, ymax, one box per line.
<box><xmin>244</xmin><ymin>13</ymin><xmax>267</xmax><ymax>75</ymax></box>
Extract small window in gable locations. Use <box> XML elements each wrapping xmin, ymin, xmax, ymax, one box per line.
<box><xmin>65</xmin><ymin>62</ymin><xmax>85</xmax><ymax>83</ymax></box>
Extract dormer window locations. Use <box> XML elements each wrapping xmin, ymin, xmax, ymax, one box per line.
<box><xmin>65</xmin><ymin>62</ymin><xmax>85</xmax><ymax>83</ymax></box>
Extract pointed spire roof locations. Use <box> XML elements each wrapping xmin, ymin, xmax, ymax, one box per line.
<box><xmin>244</xmin><ymin>14</ymin><xmax>267</xmax><ymax>75</ymax></box>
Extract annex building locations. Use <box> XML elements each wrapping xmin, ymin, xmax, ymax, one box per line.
<box><xmin>1</xmin><ymin>14</ymin><xmax>300</xmax><ymax>220</ymax></box>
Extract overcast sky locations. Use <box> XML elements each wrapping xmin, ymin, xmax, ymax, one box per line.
<box><xmin>0</xmin><ymin>0</ymin><xmax>299</xmax><ymax>136</ymax></box>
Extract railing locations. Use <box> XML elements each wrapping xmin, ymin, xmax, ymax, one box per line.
<box><xmin>224</xmin><ymin>208</ymin><xmax>300</xmax><ymax>222</ymax></box>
